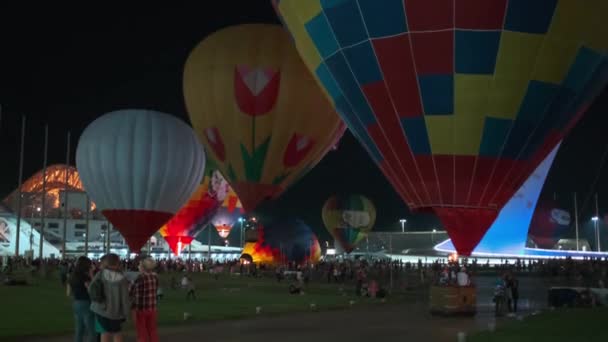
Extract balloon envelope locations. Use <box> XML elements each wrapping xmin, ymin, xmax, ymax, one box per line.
<box><xmin>274</xmin><ymin>0</ymin><xmax>608</xmax><ymax>255</ymax></box>
<box><xmin>322</xmin><ymin>195</ymin><xmax>376</xmax><ymax>253</ymax></box>
<box><xmin>529</xmin><ymin>198</ymin><xmax>571</xmax><ymax>248</ymax></box>
<box><xmin>211</xmin><ymin>188</ymin><xmax>244</xmax><ymax>240</ymax></box>
<box><xmin>241</xmin><ymin>219</ymin><xmax>321</xmax><ymax>265</ymax></box>
<box><xmin>159</xmin><ymin>162</ymin><xmax>231</xmax><ymax>254</ymax></box>
<box><xmin>183</xmin><ymin>24</ymin><xmax>346</xmax><ymax>212</ymax></box>
<box><xmin>76</xmin><ymin>109</ymin><xmax>205</xmax><ymax>251</ymax></box>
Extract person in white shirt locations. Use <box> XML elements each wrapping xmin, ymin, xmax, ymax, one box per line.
<box><xmin>456</xmin><ymin>267</ymin><xmax>470</xmax><ymax>286</ymax></box>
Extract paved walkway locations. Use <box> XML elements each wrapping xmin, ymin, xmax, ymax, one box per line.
<box><xmin>25</xmin><ymin>302</ymin><xmax>491</xmax><ymax>342</ymax></box>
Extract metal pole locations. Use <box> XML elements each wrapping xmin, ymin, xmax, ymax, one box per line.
<box><xmin>106</xmin><ymin>222</ymin><xmax>111</xmax><ymax>254</ymax></box>
<box><xmin>207</xmin><ymin>224</ymin><xmax>211</xmax><ymax>261</ymax></box>
<box><xmin>596</xmin><ymin>193</ymin><xmax>600</xmax><ymax>252</ymax></box>
<box><xmin>84</xmin><ymin>195</ymin><xmax>90</xmax><ymax>256</ymax></box>
<box><xmin>389</xmin><ymin>233</ymin><xmax>393</xmax><ymax>292</ymax></box>
<box><xmin>188</xmin><ymin>243</ymin><xmax>192</xmax><ymax>261</ymax></box>
<box><xmin>574</xmin><ymin>192</ymin><xmax>580</xmax><ymax>251</ymax></box>
<box><xmin>240</xmin><ymin>220</ymin><xmax>244</xmax><ymax>248</ymax></box>
<box><xmin>15</xmin><ymin>116</ymin><xmax>26</xmax><ymax>256</ymax></box>
<box><xmin>62</xmin><ymin>131</ymin><xmax>71</xmax><ymax>259</ymax></box>
<box><xmin>39</xmin><ymin>125</ymin><xmax>48</xmax><ymax>259</ymax></box>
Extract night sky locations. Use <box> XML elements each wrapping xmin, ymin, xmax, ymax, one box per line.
<box><xmin>0</xmin><ymin>2</ymin><xmax>607</xmax><ymax>242</ymax></box>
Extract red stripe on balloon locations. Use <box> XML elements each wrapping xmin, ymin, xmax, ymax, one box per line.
<box><xmin>103</xmin><ymin>209</ymin><xmax>174</xmax><ymax>252</ymax></box>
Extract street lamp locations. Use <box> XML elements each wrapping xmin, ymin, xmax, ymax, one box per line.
<box><xmin>399</xmin><ymin>219</ymin><xmax>407</xmax><ymax>233</ymax></box>
<box><xmin>592</xmin><ymin>216</ymin><xmax>600</xmax><ymax>252</ymax></box>
<box><xmin>238</xmin><ymin>217</ymin><xmax>245</xmax><ymax>248</ymax></box>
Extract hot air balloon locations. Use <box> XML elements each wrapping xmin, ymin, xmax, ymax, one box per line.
<box><xmin>76</xmin><ymin>109</ymin><xmax>205</xmax><ymax>251</ymax></box>
<box><xmin>183</xmin><ymin>24</ymin><xmax>346</xmax><ymax>212</ymax></box>
<box><xmin>274</xmin><ymin>0</ymin><xmax>608</xmax><ymax>255</ymax></box>
<box><xmin>322</xmin><ymin>195</ymin><xmax>376</xmax><ymax>253</ymax></box>
<box><xmin>159</xmin><ymin>160</ymin><xmax>230</xmax><ymax>255</ymax></box>
<box><xmin>211</xmin><ymin>188</ymin><xmax>244</xmax><ymax>239</ymax></box>
<box><xmin>240</xmin><ymin>219</ymin><xmax>321</xmax><ymax>265</ymax></box>
<box><xmin>529</xmin><ymin>198</ymin><xmax>571</xmax><ymax>248</ymax></box>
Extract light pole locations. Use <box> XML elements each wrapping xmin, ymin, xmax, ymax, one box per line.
<box><xmin>592</xmin><ymin>216</ymin><xmax>600</xmax><ymax>252</ymax></box>
<box><xmin>399</xmin><ymin>219</ymin><xmax>407</xmax><ymax>233</ymax></box>
<box><xmin>238</xmin><ymin>217</ymin><xmax>244</xmax><ymax>248</ymax></box>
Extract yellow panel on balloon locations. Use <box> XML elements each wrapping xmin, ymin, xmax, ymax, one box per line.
<box><xmin>454</xmin><ymin>74</ymin><xmax>491</xmax><ymax>118</ymax></box>
<box><xmin>280</xmin><ymin>0</ymin><xmax>322</xmax><ymax>23</ymax></box>
<box><xmin>486</xmin><ymin>78</ymin><xmax>528</xmax><ymax>120</ymax></box>
<box><xmin>494</xmin><ymin>32</ymin><xmax>544</xmax><ymax>80</ymax></box>
<box><xmin>278</xmin><ymin>0</ymin><xmax>324</xmax><ymax>71</ymax></box>
<box><xmin>532</xmin><ymin>38</ymin><xmax>579</xmax><ymax>85</ymax></box>
<box><xmin>546</xmin><ymin>0</ymin><xmax>608</xmax><ymax>51</ymax></box>
<box><xmin>425</xmin><ymin>116</ymin><xmax>453</xmax><ymax>155</ymax></box>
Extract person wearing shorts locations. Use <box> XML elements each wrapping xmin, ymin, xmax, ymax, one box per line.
<box><xmin>89</xmin><ymin>254</ymin><xmax>131</xmax><ymax>342</ymax></box>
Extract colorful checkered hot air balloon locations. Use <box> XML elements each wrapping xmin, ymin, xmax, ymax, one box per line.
<box><xmin>159</xmin><ymin>160</ymin><xmax>230</xmax><ymax>255</ymax></box>
<box><xmin>322</xmin><ymin>195</ymin><xmax>376</xmax><ymax>253</ymax></box>
<box><xmin>76</xmin><ymin>109</ymin><xmax>205</xmax><ymax>251</ymax></box>
<box><xmin>183</xmin><ymin>24</ymin><xmax>346</xmax><ymax>212</ymax></box>
<box><xmin>274</xmin><ymin>0</ymin><xmax>608</xmax><ymax>255</ymax></box>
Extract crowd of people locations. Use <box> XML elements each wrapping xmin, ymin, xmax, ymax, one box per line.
<box><xmin>3</xmin><ymin>254</ymin><xmax>608</xmax><ymax>340</ymax></box>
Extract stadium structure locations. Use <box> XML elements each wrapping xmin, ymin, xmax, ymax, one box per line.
<box><xmin>0</xmin><ymin>165</ymin><xmax>241</xmax><ymax>260</ymax></box>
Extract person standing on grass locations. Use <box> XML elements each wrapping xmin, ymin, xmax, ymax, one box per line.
<box><xmin>67</xmin><ymin>256</ymin><xmax>97</xmax><ymax>342</ymax></box>
<box><xmin>89</xmin><ymin>253</ymin><xmax>131</xmax><ymax>342</ymax></box>
<box><xmin>130</xmin><ymin>258</ymin><xmax>159</xmax><ymax>342</ymax></box>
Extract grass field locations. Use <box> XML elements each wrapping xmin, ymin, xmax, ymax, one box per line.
<box><xmin>470</xmin><ymin>308</ymin><xmax>608</xmax><ymax>342</ymax></box>
<box><xmin>0</xmin><ymin>271</ymin><xmax>409</xmax><ymax>339</ymax></box>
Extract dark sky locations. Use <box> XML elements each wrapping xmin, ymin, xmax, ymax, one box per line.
<box><xmin>0</xmin><ymin>2</ymin><xmax>606</xmax><ymax>242</ymax></box>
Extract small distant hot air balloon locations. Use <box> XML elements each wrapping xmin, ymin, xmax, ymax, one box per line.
<box><xmin>183</xmin><ymin>24</ymin><xmax>346</xmax><ymax>212</ymax></box>
<box><xmin>241</xmin><ymin>219</ymin><xmax>321</xmax><ymax>265</ymax></box>
<box><xmin>529</xmin><ymin>198</ymin><xmax>571</xmax><ymax>248</ymax></box>
<box><xmin>76</xmin><ymin>109</ymin><xmax>205</xmax><ymax>251</ymax></box>
<box><xmin>275</xmin><ymin>0</ymin><xmax>608</xmax><ymax>255</ymax></box>
<box><xmin>159</xmin><ymin>160</ymin><xmax>230</xmax><ymax>255</ymax></box>
<box><xmin>322</xmin><ymin>195</ymin><xmax>376</xmax><ymax>253</ymax></box>
<box><xmin>211</xmin><ymin>188</ymin><xmax>244</xmax><ymax>239</ymax></box>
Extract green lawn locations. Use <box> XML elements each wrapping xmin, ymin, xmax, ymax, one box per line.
<box><xmin>470</xmin><ymin>308</ymin><xmax>608</xmax><ymax>342</ymax></box>
<box><xmin>0</xmin><ymin>271</ymin><xmax>409</xmax><ymax>339</ymax></box>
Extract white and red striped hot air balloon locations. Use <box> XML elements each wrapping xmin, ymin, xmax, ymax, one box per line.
<box><xmin>76</xmin><ymin>109</ymin><xmax>205</xmax><ymax>251</ymax></box>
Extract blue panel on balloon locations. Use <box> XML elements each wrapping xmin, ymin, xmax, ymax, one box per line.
<box><xmin>322</xmin><ymin>0</ymin><xmax>368</xmax><ymax>47</ymax></box>
<box><xmin>315</xmin><ymin>62</ymin><xmax>342</xmax><ymax>101</ymax></box>
<box><xmin>517</xmin><ymin>80</ymin><xmax>560</xmax><ymax>123</ymax></box>
<box><xmin>455</xmin><ymin>30</ymin><xmax>501</xmax><ymax>74</ymax></box>
<box><xmin>419</xmin><ymin>74</ymin><xmax>454</xmax><ymax>115</ymax></box>
<box><xmin>504</xmin><ymin>0</ymin><xmax>558</xmax><ymax>34</ymax></box>
<box><xmin>435</xmin><ymin>143</ymin><xmax>560</xmax><ymax>255</ymax></box>
<box><xmin>579</xmin><ymin>59</ymin><xmax>608</xmax><ymax>105</ymax></box>
<box><xmin>343</xmin><ymin>41</ymin><xmax>383</xmax><ymax>85</ymax></box>
<box><xmin>326</xmin><ymin>53</ymin><xmax>377</xmax><ymax>125</ymax></box>
<box><xmin>545</xmin><ymin>87</ymin><xmax>577</xmax><ymax>130</ymax></box>
<box><xmin>305</xmin><ymin>14</ymin><xmax>340</xmax><ymax>59</ymax></box>
<box><xmin>334</xmin><ymin>96</ymin><xmax>384</xmax><ymax>163</ymax></box>
<box><xmin>501</xmin><ymin>120</ymin><xmax>533</xmax><ymax>159</ymax></box>
<box><xmin>562</xmin><ymin>47</ymin><xmax>604</xmax><ymax>94</ymax></box>
<box><xmin>358</xmin><ymin>0</ymin><xmax>407</xmax><ymax>37</ymax></box>
<box><xmin>401</xmin><ymin>117</ymin><xmax>431</xmax><ymax>155</ymax></box>
<box><xmin>479</xmin><ymin>117</ymin><xmax>512</xmax><ymax>157</ymax></box>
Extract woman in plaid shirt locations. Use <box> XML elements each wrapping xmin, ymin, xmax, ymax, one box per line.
<box><xmin>130</xmin><ymin>258</ymin><xmax>159</xmax><ymax>342</ymax></box>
